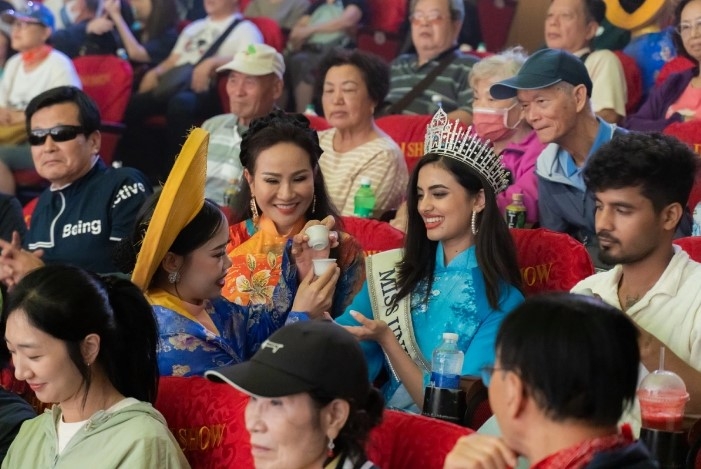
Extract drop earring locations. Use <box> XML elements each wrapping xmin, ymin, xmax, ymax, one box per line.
<box><xmin>250</xmin><ymin>196</ymin><xmax>259</xmax><ymax>223</ymax></box>
<box><xmin>471</xmin><ymin>211</ymin><xmax>479</xmax><ymax>235</ymax></box>
<box><xmin>327</xmin><ymin>437</ymin><xmax>335</xmax><ymax>458</ymax></box>
<box><xmin>311</xmin><ymin>194</ymin><xmax>316</xmax><ymax>214</ymax></box>
<box><xmin>168</xmin><ymin>271</ymin><xmax>180</xmax><ymax>284</ymax></box>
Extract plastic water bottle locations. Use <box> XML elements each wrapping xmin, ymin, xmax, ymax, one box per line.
<box><xmin>693</xmin><ymin>202</ymin><xmax>701</xmax><ymax>237</ymax></box>
<box><xmin>505</xmin><ymin>193</ymin><xmax>527</xmax><ymax>228</ymax></box>
<box><xmin>353</xmin><ymin>177</ymin><xmax>376</xmax><ymax>218</ymax></box>
<box><xmin>430</xmin><ymin>333</ymin><xmax>464</xmax><ymax>389</ymax></box>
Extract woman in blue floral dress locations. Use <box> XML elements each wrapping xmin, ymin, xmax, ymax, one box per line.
<box><xmin>337</xmin><ymin>109</ymin><xmax>524</xmax><ymax>411</ymax></box>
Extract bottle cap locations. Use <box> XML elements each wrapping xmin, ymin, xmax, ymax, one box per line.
<box><xmin>360</xmin><ymin>177</ymin><xmax>372</xmax><ymax>186</ymax></box>
<box><xmin>442</xmin><ymin>332</ymin><xmax>458</xmax><ymax>341</ymax></box>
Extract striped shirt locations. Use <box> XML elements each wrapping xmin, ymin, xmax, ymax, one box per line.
<box><xmin>202</xmin><ymin>114</ymin><xmax>247</xmax><ymax>205</ymax></box>
<box><xmin>386</xmin><ymin>48</ymin><xmax>478</xmax><ymax>115</ymax></box>
<box><xmin>318</xmin><ymin>128</ymin><xmax>408</xmax><ymax>217</ymax></box>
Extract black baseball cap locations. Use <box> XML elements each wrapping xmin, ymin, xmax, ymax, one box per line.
<box><xmin>490</xmin><ymin>48</ymin><xmax>593</xmax><ymax>99</ymax></box>
<box><xmin>205</xmin><ymin>321</ymin><xmax>371</xmax><ymax>404</ymax></box>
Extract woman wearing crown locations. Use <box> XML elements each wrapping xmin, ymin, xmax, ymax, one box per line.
<box><xmin>337</xmin><ymin>108</ymin><xmax>524</xmax><ymax>412</ymax></box>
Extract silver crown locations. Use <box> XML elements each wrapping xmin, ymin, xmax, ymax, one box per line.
<box><xmin>424</xmin><ymin>107</ymin><xmax>509</xmax><ymax>194</ymax></box>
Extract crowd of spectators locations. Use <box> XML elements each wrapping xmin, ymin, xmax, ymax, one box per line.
<box><xmin>0</xmin><ymin>0</ymin><xmax>701</xmax><ymax>467</ymax></box>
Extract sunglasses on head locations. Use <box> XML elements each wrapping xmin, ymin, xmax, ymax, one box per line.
<box><xmin>28</xmin><ymin>125</ymin><xmax>85</xmax><ymax>146</ymax></box>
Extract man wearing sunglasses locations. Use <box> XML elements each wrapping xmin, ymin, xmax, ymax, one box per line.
<box><xmin>0</xmin><ymin>86</ymin><xmax>151</xmax><ymax>288</ymax></box>
<box><xmin>443</xmin><ymin>294</ymin><xmax>655</xmax><ymax>469</ymax></box>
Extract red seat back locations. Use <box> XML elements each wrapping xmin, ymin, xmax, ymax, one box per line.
<box><xmin>510</xmin><ymin>228</ymin><xmax>594</xmax><ymax>296</ymax></box>
<box><xmin>376</xmin><ymin>114</ymin><xmax>432</xmax><ymax>174</ymax></box>
<box><xmin>305</xmin><ymin>114</ymin><xmax>332</xmax><ymax>131</ymax></box>
<box><xmin>663</xmin><ymin>120</ymin><xmax>701</xmax><ymax>158</ymax></box>
<box><xmin>155</xmin><ymin>376</ymin><xmax>254</xmax><ymax>469</ymax></box>
<box><xmin>613</xmin><ymin>50</ymin><xmax>643</xmax><ymax>114</ymax></box>
<box><xmin>246</xmin><ymin>16</ymin><xmax>285</xmax><ymax>52</ymax></box>
<box><xmin>476</xmin><ymin>0</ymin><xmax>517</xmax><ymax>53</ymax></box>
<box><xmin>656</xmin><ymin>56</ymin><xmax>695</xmax><ymax>87</ymax></box>
<box><xmin>356</xmin><ymin>0</ymin><xmax>405</xmax><ymax>61</ymax></box>
<box><xmin>156</xmin><ymin>376</ymin><xmax>471</xmax><ymax>469</ymax></box>
<box><xmin>73</xmin><ymin>55</ymin><xmax>133</xmax><ymax>165</ymax></box>
<box><xmin>367</xmin><ymin>410</ymin><xmax>471</xmax><ymax>469</ymax></box>
<box><xmin>341</xmin><ymin>216</ymin><xmax>404</xmax><ymax>255</ymax></box>
<box><xmin>674</xmin><ymin>236</ymin><xmax>701</xmax><ymax>263</ymax></box>
<box><xmin>73</xmin><ymin>55</ymin><xmax>133</xmax><ymax>123</ymax></box>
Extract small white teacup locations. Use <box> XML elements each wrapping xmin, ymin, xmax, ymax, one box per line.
<box><xmin>312</xmin><ymin>258</ymin><xmax>336</xmax><ymax>276</ymax></box>
<box><xmin>305</xmin><ymin>225</ymin><xmax>330</xmax><ymax>251</ymax></box>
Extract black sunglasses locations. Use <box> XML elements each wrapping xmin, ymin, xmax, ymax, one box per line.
<box><xmin>28</xmin><ymin>125</ymin><xmax>85</xmax><ymax>146</ymax></box>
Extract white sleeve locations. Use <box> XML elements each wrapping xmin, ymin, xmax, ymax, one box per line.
<box><xmin>0</xmin><ymin>56</ymin><xmax>20</xmax><ymax>108</ymax></box>
<box><xmin>217</xmin><ymin>20</ymin><xmax>264</xmax><ymax>58</ymax></box>
<box><xmin>47</xmin><ymin>53</ymin><xmax>83</xmax><ymax>90</ymax></box>
<box><xmin>585</xmin><ymin>50</ymin><xmax>627</xmax><ymax>117</ymax></box>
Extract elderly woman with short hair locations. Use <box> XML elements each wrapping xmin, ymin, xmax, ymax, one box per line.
<box><xmin>206</xmin><ymin>320</ymin><xmax>384</xmax><ymax>469</ymax></box>
<box><xmin>469</xmin><ymin>47</ymin><xmax>544</xmax><ymax>224</ymax></box>
<box><xmin>317</xmin><ymin>49</ymin><xmax>408</xmax><ymax>218</ymax></box>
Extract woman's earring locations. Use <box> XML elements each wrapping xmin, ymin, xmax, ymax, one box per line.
<box><xmin>168</xmin><ymin>271</ymin><xmax>180</xmax><ymax>284</ymax></box>
<box><xmin>250</xmin><ymin>196</ymin><xmax>259</xmax><ymax>223</ymax></box>
<box><xmin>327</xmin><ymin>437</ymin><xmax>335</xmax><ymax>458</ymax></box>
<box><xmin>312</xmin><ymin>194</ymin><xmax>316</xmax><ymax>214</ymax></box>
<box><xmin>471</xmin><ymin>211</ymin><xmax>479</xmax><ymax>235</ymax></box>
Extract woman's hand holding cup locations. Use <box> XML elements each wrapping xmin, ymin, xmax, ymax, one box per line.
<box><xmin>291</xmin><ymin>216</ymin><xmax>339</xmax><ymax>278</ymax></box>
<box><xmin>291</xmin><ymin>263</ymin><xmax>340</xmax><ymax>319</ymax></box>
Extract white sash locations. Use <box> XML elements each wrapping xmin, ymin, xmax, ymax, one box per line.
<box><xmin>366</xmin><ymin>249</ymin><xmax>430</xmax><ymax>376</ymax></box>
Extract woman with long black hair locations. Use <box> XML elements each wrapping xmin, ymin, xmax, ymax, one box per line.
<box><xmin>337</xmin><ymin>108</ymin><xmax>524</xmax><ymax>411</ymax></box>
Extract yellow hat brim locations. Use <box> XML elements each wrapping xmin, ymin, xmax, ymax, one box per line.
<box><xmin>605</xmin><ymin>0</ymin><xmax>666</xmax><ymax>30</ymax></box>
<box><xmin>131</xmin><ymin>128</ymin><xmax>209</xmax><ymax>291</ymax></box>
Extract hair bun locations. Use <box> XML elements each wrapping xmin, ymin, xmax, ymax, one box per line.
<box><xmin>240</xmin><ymin>110</ymin><xmax>320</xmax><ymax>169</ymax></box>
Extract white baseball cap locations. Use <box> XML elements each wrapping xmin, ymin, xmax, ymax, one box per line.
<box><xmin>217</xmin><ymin>43</ymin><xmax>285</xmax><ymax>79</ymax></box>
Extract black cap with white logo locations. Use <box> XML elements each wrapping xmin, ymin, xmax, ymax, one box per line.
<box><xmin>205</xmin><ymin>320</ymin><xmax>371</xmax><ymax>405</ymax></box>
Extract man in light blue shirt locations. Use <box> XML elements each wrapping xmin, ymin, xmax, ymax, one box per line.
<box><xmin>491</xmin><ymin>48</ymin><xmax>627</xmax><ymax>267</ymax></box>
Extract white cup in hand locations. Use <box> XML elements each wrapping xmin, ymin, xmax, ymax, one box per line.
<box><xmin>312</xmin><ymin>258</ymin><xmax>336</xmax><ymax>276</ymax></box>
<box><xmin>305</xmin><ymin>225</ymin><xmax>330</xmax><ymax>250</ymax></box>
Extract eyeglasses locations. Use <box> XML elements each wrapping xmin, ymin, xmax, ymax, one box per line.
<box><xmin>410</xmin><ymin>11</ymin><xmax>445</xmax><ymax>25</ymax></box>
<box><xmin>28</xmin><ymin>125</ymin><xmax>85</xmax><ymax>146</ymax></box>
<box><xmin>676</xmin><ymin>19</ymin><xmax>701</xmax><ymax>36</ymax></box>
<box><xmin>480</xmin><ymin>365</ymin><xmax>507</xmax><ymax>387</ymax></box>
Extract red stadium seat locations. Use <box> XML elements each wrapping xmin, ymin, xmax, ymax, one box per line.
<box><xmin>155</xmin><ymin>376</ymin><xmax>254</xmax><ymax>469</ymax></box>
<box><xmin>341</xmin><ymin>216</ymin><xmax>404</xmax><ymax>255</ymax></box>
<box><xmin>510</xmin><ymin>228</ymin><xmax>595</xmax><ymax>296</ymax></box>
<box><xmin>73</xmin><ymin>54</ymin><xmax>134</xmax><ymax>165</ymax></box>
<box><xmin>656</xmin><ymin>56</ymin><xmax>695</xmax><ymax>87</ymax></box>
<box><xmin>376</xmin><ymin>114</ymin><xmax>432</xmax><ymax>174</ymax></box>
<box><xmin>246</xmin><ymin>16</ymin><xmax>285</xmax><ymax>52</ymax></box>
<box><xmin>304</xmin><ymin>114</ymin><xmax>332</xmax><ymax>131</ymax></box>
<box><xmin>367</xmin><ymin>410</ymin><xmax>471</xmax><ymax>469</ymax></box>
<box><xmin>674</xmin><ymin>236</ymin><xmax>701</xmax><ymax>263</ymax></box>
<box><xmin>613</xmin><ymin>50</ymin><xmax>643</xmax><ymax>115</ymax></box>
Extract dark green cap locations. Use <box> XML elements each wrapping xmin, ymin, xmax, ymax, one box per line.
<box><xmin>490</xmin><ymin>48</ymin><xmax>593</xmax><ymax>99</ymax></box>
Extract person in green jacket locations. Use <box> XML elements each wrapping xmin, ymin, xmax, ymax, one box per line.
<box><xmin>0</xmin><ymin>287</ymin><xmax>35</xmax><ymax>466</ymax></box>
<box><xmin>1</xmin><ymin>264</ymin><xmax>189</xmax><ymax>468</ymax></box>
